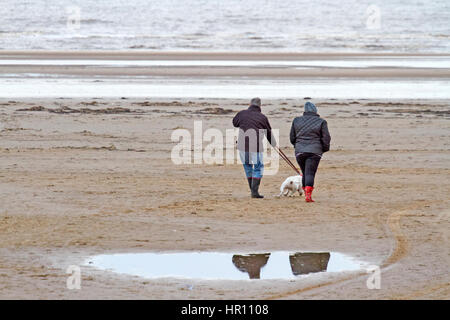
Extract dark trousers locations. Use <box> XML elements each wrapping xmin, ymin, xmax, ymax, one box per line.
<box><xmin>296</xmin><ymin>153</ymin><xmax>321</xmax><ymax>187</ymax></box>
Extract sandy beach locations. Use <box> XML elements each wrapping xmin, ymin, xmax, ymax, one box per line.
<box><xmin>0</xmin><ymin>70</ymin><xmax>449</xmax><ymax>299</ymax></box>
<box><xmin>2</xmin><ymin>0</ymin><xmax>450</xmax><ymax>306</ymax></box>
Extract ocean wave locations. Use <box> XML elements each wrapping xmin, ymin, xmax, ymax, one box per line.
<box><xmin>1</xmin><ymin>0</ymin><xmax>449</xmax><ymax>52</ymax></box>
<box><xmin>0</xmin><ymin>30</ymin><xmax>43</xmax><ymax>36</ymax></box>
<box><xmin>81</xmin><ymin>18</ymin><xmax>113</xmax><ymax>25</ymax></box>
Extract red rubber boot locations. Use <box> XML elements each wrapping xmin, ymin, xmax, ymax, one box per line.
<box><xmin>305</xmin><ymin>186</ymin><xmax>315</xmax><ymax>202</ymax></box>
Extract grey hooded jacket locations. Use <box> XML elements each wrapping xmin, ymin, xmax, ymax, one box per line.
<box><xmin>289</xmin><ymin>103</ymin><xmax>331</xmax><ymax>156</ymax></box>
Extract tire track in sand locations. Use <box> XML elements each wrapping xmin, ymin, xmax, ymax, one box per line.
<box><xmin>265</xmin><ymin>210</ymin><xmax>408</xmax><ymax>300</ymax></box>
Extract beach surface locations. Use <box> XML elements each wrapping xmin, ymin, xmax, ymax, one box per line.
<box><xmin>0</xmin><ymin>52</ymin><xmax>449</xmax><ymax>299</ymax></box>
<box><xmin>0</xmin><ymin>96</ymin><xmax>449</xmax><ymax>299</ymax></box>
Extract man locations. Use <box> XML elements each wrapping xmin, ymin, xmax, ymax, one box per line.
<box><xmin>232</xmin><ymin>97</ymin><xmax>276</xmax><ymax>198</ymax></box>
<box><xmin>290</xmin><ymin>101</ymin><xmax>331</xmax><ymax>202</ymax></box>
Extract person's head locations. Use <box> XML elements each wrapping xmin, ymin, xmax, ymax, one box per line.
<box><xmin>304</xmin><ymin>101</ymin><xmax>317</xmax><ymax>113</ymax></box>
<box><xmin>250</xmin><ymin>97</ymin><xmax>261</xmax><ymax>108</ymax></box>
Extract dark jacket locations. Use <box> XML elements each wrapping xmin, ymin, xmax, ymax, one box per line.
<box><xmin>290</xmin><ymin>112</ymin><xmax>331</xmax><ymax>156</ymax></box>
<box><xmin>232</xmin><ymin>105</ymin><xmax>276</xmax><ymax>152</ymax></box>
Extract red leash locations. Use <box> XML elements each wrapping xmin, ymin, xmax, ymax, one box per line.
<box><xmin>275</xmin><ymin>146</ymin><xmax>302</xmax><ymax>176</ymax></box>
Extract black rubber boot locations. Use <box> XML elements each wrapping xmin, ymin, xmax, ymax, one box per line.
<box><xmin>247</xmin><ymin>177</ymin><xmax>253</xmax><ymax>191</ymax></box>
<box><xmin>251</xmin><ymin>178</ymin><xmax>264</xmax><ymax>198</ymax></box>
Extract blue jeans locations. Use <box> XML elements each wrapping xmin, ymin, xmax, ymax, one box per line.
<box><xmin>239</xmin><ymin>151</ymin><xmax>264</xmax><ymax>179</ymax></box>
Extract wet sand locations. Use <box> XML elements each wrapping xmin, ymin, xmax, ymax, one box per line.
<box><xmin>1</xmin><ymin>51</ymin><xmax>450</xmax><ymax>78</ymax></box>
<box><xmin>0</xmin><ymin>97</ymin><xmax>449</xmax><ymax>299</ymax></box>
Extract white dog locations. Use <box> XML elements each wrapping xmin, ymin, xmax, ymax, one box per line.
<box><xmin>277</xmin><ymin>175</ymin><xmax>303</xmax><ymax>197</ymax></box>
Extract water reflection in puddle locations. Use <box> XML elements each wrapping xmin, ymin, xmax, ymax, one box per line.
<box><xmin>86</xmin><ymin>251</ymin><xmax>365</xmax><ymax>280</ymax></box>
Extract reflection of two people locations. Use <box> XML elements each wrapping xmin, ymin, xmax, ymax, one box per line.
<box><xmin>232</xmin><ymin>252</ymin><xmax>330</xmax><ymax>279</ymax></box>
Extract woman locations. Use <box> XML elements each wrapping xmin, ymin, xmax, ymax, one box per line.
<box><xmin>290</xmin><ymin>102</ymin><xmax>331</xmax><ymax>202</ymax></box>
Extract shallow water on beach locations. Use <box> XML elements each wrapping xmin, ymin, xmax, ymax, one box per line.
<box><xmin>86</xmin><ymin>251</ymin><xmax>365</xmax><ymax>280</ymax></box>
<box><xmin>2</xmin><ymin>58</ymin><xmax>450</xmax><ymax>68</ymax></box>
<box><xmin>2</xmin><ymin>78</ymin><xmax>449</xmax><ymax>99</ymax></box>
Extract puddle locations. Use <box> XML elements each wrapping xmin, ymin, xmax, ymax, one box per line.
<box><xmin>86</xmin><ymin>251</ymin><xmax>366</xmax><ymax>280</ymax></box>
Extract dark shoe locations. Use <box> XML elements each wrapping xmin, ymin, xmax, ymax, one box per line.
<box><xmin>251</xmin><ymin>178</ymin><xmax>264</xmax><ymax>198</ymax></box>
<box><xmin>247</xmin><ymin>177</ymin><xmax>253</xmax><ymax>191</ymax></box>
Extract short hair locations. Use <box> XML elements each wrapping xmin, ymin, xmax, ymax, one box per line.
<box><xmin>250</xmin><ymin>97</ymin><xmax>261</xmax><ymax>107</ymax></box>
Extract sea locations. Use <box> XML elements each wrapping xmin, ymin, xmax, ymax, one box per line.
<box><xmin>0</xmin><ymin>0</ymin><xmax>449</xmax><ymax>52</ymax></box>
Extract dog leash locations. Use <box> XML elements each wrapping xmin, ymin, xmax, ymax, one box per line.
<box><xmin>275</xmin><ymin>146</ymin><xmax>302</xmax><ymax>176</ymax></box>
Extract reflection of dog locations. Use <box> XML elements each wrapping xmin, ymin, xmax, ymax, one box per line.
<box><xmin>278</xmin><ymin>175</ymin><xmax>303</xmax><ymax>197</ymax></box>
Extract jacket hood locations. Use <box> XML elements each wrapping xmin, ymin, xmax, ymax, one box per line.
<box><xmin>304</xmin><ymin>101</ymin><xmax>317</xmax><ymax>113</ymax></box>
